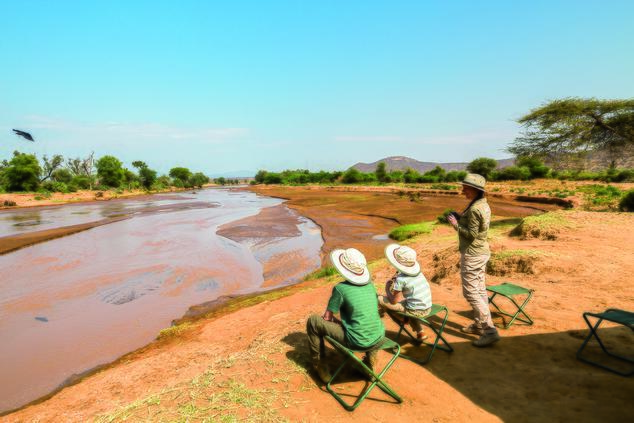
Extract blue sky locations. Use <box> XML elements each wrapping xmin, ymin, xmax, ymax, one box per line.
<box><xmin>1</xmin><ymin>1</ymin><xmax>633</xmax><ymax>175</ymax></box>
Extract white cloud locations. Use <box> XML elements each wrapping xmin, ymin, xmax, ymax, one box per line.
<box><xmin>23</xmin><ymin>115</ymin><xmax>249</xmax><ymax>144</ymax></box>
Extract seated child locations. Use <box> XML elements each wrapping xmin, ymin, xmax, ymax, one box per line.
<box><xmin>378</xmin><ymin>244</ymin><xmax>432</xmax><ymax>340</ymax></box>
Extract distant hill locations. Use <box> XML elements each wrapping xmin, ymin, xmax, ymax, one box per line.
<box><xmin>351</xmin><ymin>156</ymin><xmax>515</xmax><ymax>173</ymax></box>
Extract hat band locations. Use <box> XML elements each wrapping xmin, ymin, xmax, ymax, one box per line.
<box><xmin>393</xmin><ymin>249</ymin><xmax>415</xmax><ymax>267</ymax></box>
<box><xmin>339</xmin><ymin>254</ymin><xmax>365</xmax><ymax>276</ymax></box>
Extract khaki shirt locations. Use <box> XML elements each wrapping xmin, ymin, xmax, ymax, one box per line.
<box><xmin>457</xmin><ymin>198</ymin><xmax>491</xmax><ymax>256</ymax></box>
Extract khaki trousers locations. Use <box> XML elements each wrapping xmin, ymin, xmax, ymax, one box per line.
<box><xmin>460</xmin><ymin>254</ymin><xmax>496</xmax><ymax>332</ymax></box>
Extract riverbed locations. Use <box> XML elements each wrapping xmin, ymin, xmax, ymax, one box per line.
<box><xmin>0</xmin><ymin>188</ymin><xmax>322</xmax><ymax>412</ymax></box>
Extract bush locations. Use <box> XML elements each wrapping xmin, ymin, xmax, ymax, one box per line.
<box><xmin>41</xmin><ymin>181</ymin><xmax>69</xmax><ymax>193</ymax></box>
<box><xmin>51</xmin><ymin>168</ymin><xmax>73</xmax><ymax>183</ymax></box>
<box><xmin>495</xmin><ymin>166</ymin><xmax>531</xmax><ymax>181</ymax></box>
<box><xmin>341</xmin><ymin>168</ymin><xmax>363</xmax><ymax>184</ymax></box>
<box><xmin>71</xmin><ymin>175</ymin><xmax>93</xmax><ymax>190</ymax></box>
<box><xmin>3</xmin><ymin>200</ymin><xmax>17</xmax><ymax>207</ymax></box>
<box><xmin>444</xmin><ymin>170</ymin><xmax>467</xmax><ymax>182</ymax></box>
<box><xmin>3</xmin><ymin>151</ymin><xmax>41</xmax><ymax>191</ymax></box>
<box><xmin>618</xmin><ymin>190</ymin><xmax>634</xmax><ymax>212</ymax></box>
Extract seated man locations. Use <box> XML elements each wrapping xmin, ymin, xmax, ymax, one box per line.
<box><xmin>378</xmin><ymin>244</ymin><xmax>432</xmax><ymax>340</ymax></box>
<box><xmin>306</xmin><ymin>247</ymin><xmax>384</xmax><ymax>383</ymax></box>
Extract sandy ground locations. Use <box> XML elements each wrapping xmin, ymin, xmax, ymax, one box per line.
<box><xmin>3</xmin><ymin>188</ymin><xmax>634</xmax><ymax>422</ymax></box>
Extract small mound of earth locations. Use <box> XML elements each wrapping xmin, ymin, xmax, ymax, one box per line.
<box><xmin>430</xmin><ymin>245</ymin><xmax>460</xmax><ymax>283</ymax></box>
<box><xmin>487</xmin><ymin>253</ymin><xmax>538</xmax><ymax>276</ymax></box>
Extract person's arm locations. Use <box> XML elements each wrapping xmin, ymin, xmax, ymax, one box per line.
<box><xmin>324</xmin><ymin>286</ymin><xmax>343</xmax><ymax>325</ymax></box>
<box><xmin>322</xmin><ymin>309</ymin><xmax>341</xmax><ymax>325</ymax></box>
<box><xmin>389</xmin><ymin>290</ymin><xmax>405</xmax><ymax>305</ymax></box>
<box><xmin>389</xmin><ymin>275</ymin><xmax>405</xmax><ymax>304</ymax></box>
<box><xmin>457</xmin><ymin>208</ymin><xmax>481</xmax><ymax>241</ymax></box>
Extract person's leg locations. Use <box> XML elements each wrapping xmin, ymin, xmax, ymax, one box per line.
<box><xmin>406</xmin><ymin>308</ymin><xmax>431</xmax><ymax>335</ymax></box>
<box><xmin>378</xmin><ymin>295</ymin><xmax>406</xmax><ymax>312</ymax></box>
<box><xmin>461</xmin><ymin>255</ymin><xmax>500</xmax><ymax>346</ymax></box>
<box><xmin>306</xmin><ymin>314</ymin><xmax>346</xmax><ymax>361</ymax></box>
<box><xmin>461</xmin><ymin>254</ymin><xmax>491</xmax><ymax>329</ymax></box>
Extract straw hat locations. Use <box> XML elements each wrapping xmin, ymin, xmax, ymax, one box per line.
<box><xmin>330</xmin><ymin>248</ymin><xmax>370</xmax><ymax>285</ymax></box>
<box><xmin>460</xmin><ymin>173</ymin><xmax>486</xmax><ymax>192</ymax></box>
<box><xmin>385</xmin><ymin>244</ymin><xmax>421</xmax><ymax>276</ymax></box>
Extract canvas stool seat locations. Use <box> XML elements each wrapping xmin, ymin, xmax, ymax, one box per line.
<box><xmin>486</xmin><ymin>282</ymin><xmax>534</xmax><ymax>328</ymax></box>
<box><xmin>576</xmin><ymin>308</ymin><xmax>634</xmax><ymax>376</ymax></box>
<box><xmin>387</xmin><ymin>303</ymin><xmax>453</xmax><ymax>364</ymax></box>
<box><xmin>324</xmin><ymin>336</ymin><xmax>402</xmax><ymax>411</ymax></box>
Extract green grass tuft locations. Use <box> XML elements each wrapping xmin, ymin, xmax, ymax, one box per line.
<box><xmin>389</xmin><ymin>221</ymin><xmax>435</xmax><ymax>241</ymax></box>
<box><xmin>303</xmin><ymin>266</ymin><xmax>338</xmax><ymax>280</ymax></box>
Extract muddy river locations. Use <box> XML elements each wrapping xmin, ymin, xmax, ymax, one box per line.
<box><xmin>0</xmin><ymin>189</ymin><xmax>322</xmax><ymax>412</ymax></box>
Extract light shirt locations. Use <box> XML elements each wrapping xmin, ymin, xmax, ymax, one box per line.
<box><xmin>392</xmin><ymin>272</ymin><xmax>432</xmax><ymax>311</ymax></box>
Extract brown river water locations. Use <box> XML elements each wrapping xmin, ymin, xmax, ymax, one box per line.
<box><xmin>0</xmin><ymin>189</ymin><xmax>322</xmax><ymax>412</ymax></box>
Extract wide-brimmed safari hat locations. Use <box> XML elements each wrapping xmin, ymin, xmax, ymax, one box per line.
<box><xmin>330</xmin><ymin>248</ymin><xmax>371</xmax><ymax>285</ymax></box>
<box><xmin>385</xmin><ymin>244</ymin><xmax>421</xmax><ymax>276</ymax></box>
<box><xmin>460</xmin><ymin>173</ymin><xmax>486</xmax><ymax>192</ymax></box>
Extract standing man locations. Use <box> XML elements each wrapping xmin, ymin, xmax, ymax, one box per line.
<box><xmin>306</xmin><ymin>248</ymin><xmax>384</xmax><ymax>383</ymax></box>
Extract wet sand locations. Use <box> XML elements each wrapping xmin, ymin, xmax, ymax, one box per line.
<box><xmin>249</xmin><ymin>185</ymin><xmax>560</xmax><ymax>260</ymax></box>
<box><xmin>0</xmin><ymin>200</ymin><xmax>214</xmax><ymax>255</ymax></box>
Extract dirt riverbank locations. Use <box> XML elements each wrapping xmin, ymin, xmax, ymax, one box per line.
<box><xmin>3</xmin><ymin>188</ymin><xmax>633</xmax><ymax>422</ymax></box>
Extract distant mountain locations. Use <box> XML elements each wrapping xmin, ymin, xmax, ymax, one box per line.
<box><xmin>351</xmin><ymin>156</ymin><xmax>515</xmax><ymax>173</ymax></box>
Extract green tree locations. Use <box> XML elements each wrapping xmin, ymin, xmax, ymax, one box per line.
<box><xmin>52</xmin><ymin>168</ymin><xmax>73</xmax><ymax>183</ymax></box>
<box><xmin>509</xmin><ymin>98</ymin><xmax>634</xmax><ymax>167</ymax></box>
<box><xmin>169</xmin><ymin>167</ymin><xmax>192</xmax><ymax>185</ymax></box>
<box><xmin>96</xmin><ymin>155</ymin><xmax>125</xmax><ymax>188</ymax></box>
<box><xmin>254</xmin><ymin>170</ymin><xmax>268</xmax><ymax>184</ymax></box>
<box><xmin>516</xmin><ymin>156</ymin><xmax>550</xmax><ymax>178</ymax></box>
<box><xmin>342</xmin><ymin>168</ymin><xmax>363</xmax><ymax>184</ymax></box>
<box><xmin>466</xmin><ymin>157</ymin><xmax>498</xmax><ymax>179</ymax></box>
<box><xmin>375</xmin><ymin>162</ymin><xmax>390</xmax><ymax>183</ymax></box>
<box><xmin>189</xmin><ymin>172</ymin><xmax>208</xmax><ymax>188</ymax></box>
<box><xmin>3</xmin><ymin>151</ymin><xmax>42</xmax><ymax>191</ymax></box>
<box><xmin>132</xmin><ymin>161</ymin><xmax>157</xmax><ymax>190</ymax></box>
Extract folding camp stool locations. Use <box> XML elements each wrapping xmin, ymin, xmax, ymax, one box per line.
<box><xmin>487</xmin><ymin>282</ymin><xmax>534</xmax><ymax>328</ymax></box>
<box><xmin>388</xmin><ymin>303</ymin><xmax>453</xmax><ymax>365</ymax></box>
<box><xmin>324</xmin><ymin>336</ymin><xmax>402</xmax><ymax>411</ymax></box>
<box><xmin>576</xmin><ymin>308</ymin><xmax>634</xmax><ymax>377</ymax></box>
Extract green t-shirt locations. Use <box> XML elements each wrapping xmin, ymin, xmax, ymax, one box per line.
<box><xmin>327</xmin><ymin>281</ymin><xmax>384</xmax><ymax>349</ymax></box>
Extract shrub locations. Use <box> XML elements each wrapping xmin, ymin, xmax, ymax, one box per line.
<box><xmin>304</xmin><ymin>266</ymin><xmax>338</xmax><ymax>280</ymax></box>
<box><xmin>495</xmin><ymin>166</ymin><xmax>531</xmax><ymax>181</ymax></box>
<box><xmin>3</xmin><ymin>200</ymin><xmax>17</xmax><ymax>207</ymax></box>
<box><xmin>619</xmin><ymin>190</ymin><xmax>634</xmax><ymax>212</ymax></box>
<box><xmin>41</xmin><ymin>181</ymin><xmax>69</xmax><ymax>193</ymax></box>
<box><xmin>430</xmin><ymin>183</ymin><xmax>457</xmax><ymax>191</ymax></box>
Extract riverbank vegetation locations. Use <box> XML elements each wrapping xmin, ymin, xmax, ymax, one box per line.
<box><xmin>0</xmin><ymin>151</ymin><xmax>211</xmax><ymax>196</ymax></box>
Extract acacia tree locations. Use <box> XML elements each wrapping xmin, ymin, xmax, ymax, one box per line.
<box><xmin>509</xmin><ymin>98</ymin><xmax>634</xmax><ymax>167</ymax></box>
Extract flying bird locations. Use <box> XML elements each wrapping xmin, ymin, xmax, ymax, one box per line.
<box><xmin>12</xmin><ymin>129</ymin><xmax>35</xmax><ymax>142</ymax></box>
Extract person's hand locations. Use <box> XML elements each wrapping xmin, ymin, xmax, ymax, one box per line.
<box><xmin>447</xmin><ymin>214</ymin><xmax>458</xmax><ymax>229</ymax></box>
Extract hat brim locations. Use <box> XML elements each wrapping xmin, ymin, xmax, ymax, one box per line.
<box><xmin>384</xmin><ymin>244</ymin><xmax>421</xmax><ymax>276</ymax></box>
<box><xmin>330</xmin><ymin>249</ymin><xmax>370</xmax><ymax>285</ymax></box>
<box><xmin>460</xmin><ymin>181</ymin><xmax>486</xmax><ymax>192</ymax></box>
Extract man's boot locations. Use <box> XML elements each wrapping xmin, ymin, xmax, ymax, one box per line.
<box><xmin>312</xmin><ymin>362</ymin><xmax>332</xmax><ymax>384</ymax></box>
